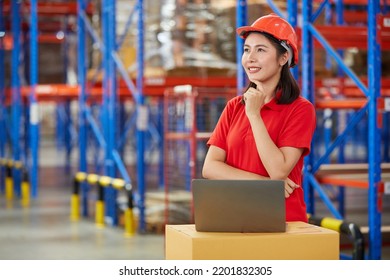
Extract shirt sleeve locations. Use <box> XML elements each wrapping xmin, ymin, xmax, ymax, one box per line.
<box><xmin>278</xmin><ymin>99</ymin><xmax>316</xmax><ymax>156</ymax></box>
<box><xmin>207</xmin><ymin>96</ymin><xmax>241</xmax><ymax>151</ymax></box>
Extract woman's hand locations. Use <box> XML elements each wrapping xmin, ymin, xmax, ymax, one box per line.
<box><xmin>242</xmin><ymin>80</ymin><xmax>266</xmax><ymax>118</ymax></box>
<box><xmin>284</xmin><ymin>177</ymin><xmax>300</xmax><ymax>198</ymax></box>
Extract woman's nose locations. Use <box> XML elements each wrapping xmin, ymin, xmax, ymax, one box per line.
<box><xmin>247</xmin><ymin>51</ymin><xmax>256</xmax><ymax>62</ymax></box>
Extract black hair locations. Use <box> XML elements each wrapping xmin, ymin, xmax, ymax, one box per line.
<box><xmin>243</xmin><ymin>32</ymin><xmax>300</xmax><ymax>104</ymax></box>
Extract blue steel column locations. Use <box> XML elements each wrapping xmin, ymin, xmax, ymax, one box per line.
<box><xmin>384</xmin><ymin>113</ymin><xmax>389</xmax><ymax>162</ymax></box>
<box><xmin>77</xmin><ymin>0</ymin><xmax>89</xmax><ymax>217</ymax></box>
<box><xmin>63</xmin><ymin>24</ymin><xmax>73</xmax><ymax>174</ymax></box>
<box><xmin>335</xmin><ymin>0</ymin><xmax>346</xmax><ymax>217</ymax></box>
<box><xmin>0</xmin><ymin>0</ymin><xmax>5</xmax><ymax>193</ymax></box>
<box><xmin>236</xmin><ymin>0</ymin><xmax>247</xmax><ymax>92</ymax></box>
<box><xmin>11</xmin><ymin>0</ymin><xmax>21</xmax><ymax>196</ymax></box>
<box><xmin>102</xmin><ymin>0</ymin><xmax>118</xmax><ymax>225</ymax></box>
<box><xmin>287</xmin><ymin>0</ymin><xmax>298</xmax><ymax>79</ymax></box>
<box><xmin>367</xmin><ymin>0</ymin><xmax>382</xmax><ymax>260</ymax></box>
<box><xmin>158</xmin><ymin>99</ymin><xmax>164</xmax><ymax>189</ymax></box>
<box><xmin>29</xmin><ymin>0</ymin><xmax>40</xmax><ymax>198</ymax></box>
<box><xmin>136</xmin><ymin>0</ymin><xmax>146</xmax><ymax>233</ymax></box>
<box><xmin>64</xmin><ymin>102</ymin><xmax>72</xmax><ymax>173</ymax></box>
<box><xmin>301</xmin><ymin>0</ymin><xmax>315</xmax><ymax>215</ymax></box>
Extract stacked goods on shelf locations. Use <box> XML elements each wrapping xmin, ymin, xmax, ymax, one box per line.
<box><xmin>86</xmin><ymin>0</ymin><xmax>239</xmax><ymax>80</ymax></box>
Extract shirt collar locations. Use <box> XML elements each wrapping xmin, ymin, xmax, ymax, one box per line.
<box><xmin>263</xmin><ymin>90</ymin><xmax>285</xmax><ymax>112</ymax></box>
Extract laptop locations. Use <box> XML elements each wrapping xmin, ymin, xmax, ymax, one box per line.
<box><xmin>191</xmin><ymin>179</ymin><xmax>286</xmax><ymax>233</ymax></box>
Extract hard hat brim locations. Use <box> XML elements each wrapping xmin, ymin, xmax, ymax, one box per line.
<box><xmin>236</xmin><ymin>26</ymin><xmax>268</xmax><ymax>38</ymax></box>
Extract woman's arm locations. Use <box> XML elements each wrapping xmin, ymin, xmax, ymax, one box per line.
<box><xmin>202</xmin><ymin>145</ymin><xmax>268</xmax><ymax>180</ymax></box>
<box><xmin>202</xmin><ymin>145</ymin><xmax>299</xmax><ymax>198</ymax></box>
<box><xmin>244</xmin><ymin>81</ymin><xmax>304</xmax><ymax>180</ymax></box>
<box><xmin>248</xmin><ymin>114</ymin><xmax>304</xmax><ymax>180</ymax></box>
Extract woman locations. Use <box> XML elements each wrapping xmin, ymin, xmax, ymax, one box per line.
<box><xmin>202</xmin><ymin>13</ymin><xmax>316</xmax><ymax>222</ymax></box>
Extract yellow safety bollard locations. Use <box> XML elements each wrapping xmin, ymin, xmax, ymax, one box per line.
<box><xmin>5</xmin><ymin>161</ymin><xmax>13</xmax><ymax>200</ymax></box>
<box><xmin>124</xmin><ymin>207</ymin><xmax>136</xmax><ymax>237</ymax></box>
<box><xmin>96</xmin><ymin>176</ymin><xmax>111</xmax><ymax>228</ymax></box>
<box><xmin>95</xmin><ymin>200</ymin><xmax>105</xmax><ymax>228</ymax></box>
<box><xmin>70</xmin><ymin>192</ymin><xmax>80</xmax><ymax>221</ymax></box>
<box><xmin>124</xmin><ymin>184</ymin><xmax>136</xmax><ymax>237</ymax></box>
<box><xmin>112</xmin><ymin>179</ymin><xmax>136</xmax><ymax>237</ymax></box>
<box><xmin>70</xmin><ymin>172</ymin><xmax>87</xmax><ymax>221</ymax></box>
<box><xmin>21</xmin><ymin>169</ymin><xmax>30</xmax><ymax>207</ymax></box>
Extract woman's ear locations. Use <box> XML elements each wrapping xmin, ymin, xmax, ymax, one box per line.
<box><xmin>280</xmin><ymin>52</ymin><xmax>289</xmax><ymax>67</ymax></box>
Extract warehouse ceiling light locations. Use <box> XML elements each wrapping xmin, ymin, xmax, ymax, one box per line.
<box><xmin>56</xmin><ymin>31</ymin><xmax>65</xmax><ymax>40</ymax></box>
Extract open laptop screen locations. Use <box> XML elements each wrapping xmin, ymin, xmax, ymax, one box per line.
<box><xmin>192</xmin><ymin>179</ymin><xmax>286</xmax><ymax>233</ymax></box>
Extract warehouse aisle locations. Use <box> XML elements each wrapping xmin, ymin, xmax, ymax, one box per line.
<box><xmin>0</xmin><ymin>167</ymin><xmax>165</xmax><ymax>260</ymax></box>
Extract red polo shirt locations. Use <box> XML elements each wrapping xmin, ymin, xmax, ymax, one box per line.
<box><xmin>207</xmin><ymin>95</ymin><xmax>316</xmax><ymax>222</ymax></box>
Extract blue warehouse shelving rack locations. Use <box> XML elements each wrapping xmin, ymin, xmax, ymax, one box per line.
<box><xmin>77</xmin><ymin>0</ymin><xmax>245</xmax><ymax>231</ymax></box>
<box><xmin>0</xmin><ymin>1</ymin><xmax>95</xmax><ymax>201</ymax></box>
<box><xmin>0</xmin><ymin>0</ymin><xmax>138</xmax><ymax>227</ymax></box>
<box><xmin>300</xmin><ymin>0</ymin><xmax>389</xmax><ymax>259</ymax></box>
<box><xmin>76</xmin><ymin>0</ymin><xmax>238</xmax><ymax>231</ymax></box>
<box><xmin>1</xmin><ymin>0</ymin><xmax>153</xmax><ymax>232</ymax></box>
<box><xmin>0</xmin><ymin>0</ymin><xmax>42</xmax><ymax>200</ymax></box>
<box><xmin>76</xmin><ymin>0</ymin><xmax>146</xmax><ymax>228</ymax></box>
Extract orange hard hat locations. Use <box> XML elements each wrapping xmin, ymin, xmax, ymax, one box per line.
<box><xmin>236</xmin><ymin>13</ymin><xmax>298</xmax><ymax>67</ymax></box>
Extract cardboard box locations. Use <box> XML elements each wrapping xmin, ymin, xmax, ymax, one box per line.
<box><xmin>165</xmin><ymin>222</ymin><xmax>339</xmax><ymax>260</ymax></box>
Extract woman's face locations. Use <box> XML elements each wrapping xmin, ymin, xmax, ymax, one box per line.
<box><xmin>241</xmin><ymin>32</ymin><xmax>286</xmax><ymax>85</ymax></box>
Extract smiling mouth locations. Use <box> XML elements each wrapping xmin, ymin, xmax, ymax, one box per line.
<box><xmin>248</xmin><ymin>67</ymin><xmax>261</xmax><ymax>73</ymax></box>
